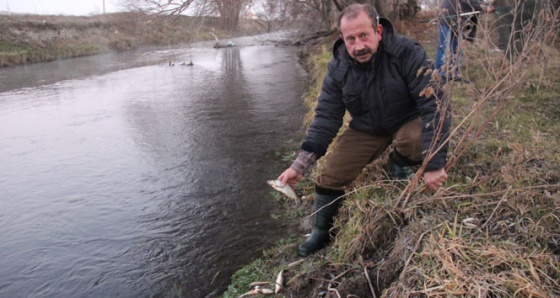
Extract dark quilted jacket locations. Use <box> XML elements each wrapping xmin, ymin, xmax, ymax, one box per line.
<box><xmin>301</xmin><ymin>18</ymin><xmax>451</xmax><ymax>171</ymax></box>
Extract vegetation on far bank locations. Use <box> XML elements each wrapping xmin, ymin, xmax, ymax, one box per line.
<box><xmin>0</xmin><ymin>13</ymin><xmax>265</xmax><ymax>67</ymax></box>
<box><xmin>223</xmin><ymin>7</ymin><xmax>560</xmax><ymax>298</ymax></box>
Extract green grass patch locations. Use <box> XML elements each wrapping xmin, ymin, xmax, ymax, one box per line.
<box><xmin>223</xmin><ymin>11</ymin><xmax>560</xmax><ymax>298</ymax></box>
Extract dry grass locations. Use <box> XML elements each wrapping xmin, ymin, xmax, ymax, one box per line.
<box><xmin>223</xmin><ymin>3</ymin><xmax>560</xmax><ymax>298</ymax></box>
<box><xmin>0</xmin><ymin>13</ymin><xmax>264</xmax><ymax>67</ymax></box>
<box><xmin>333</xmin><ymin>4</ymin><xmax>560</xmax><ymax>296</ymax></box>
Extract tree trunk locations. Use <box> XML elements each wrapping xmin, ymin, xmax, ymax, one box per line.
<box><xmin>213</xmin><ymin>0</ymin><xmax>247</xmax><ymax>30</ymax></box>
<box><xmin>374</xmin><ymin>0</ymin><xmax>388</xmax><ymax>17</ymax></box>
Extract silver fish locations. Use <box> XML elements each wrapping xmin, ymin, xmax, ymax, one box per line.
<box><xmin>267</xmin><ymin>180</ymin><xmax>298</xmax><ymax>201</ymax></box>
<box><xmin>275</xmin><ymin>269</ymin><xmax>284</xmax><ymax>293</ymax></box>
<box><xmin>239</xmin><ymin>287</ymin><xmax>274</xmax><ymax>297</ymax></box>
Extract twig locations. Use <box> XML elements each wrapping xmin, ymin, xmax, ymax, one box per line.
<box><xmin>481</xmin><ymin>185</ymin><xmax>511</xmax><ymax>229</ymax></box>
<box><xmin>399</xmin><ymin>223</ymin><xmax>445</xmax><ymax>280</ymax></box>
<box><xmin>418</xmin><ymin>183</ymin><xmax>559</xmax><ymax>204</ymax></box>
<box><xmin>364</xmin><ymin>266</ymin><xmax>377</xmax><ymax>298</ymax></box>
<box><xmin>329</xmin><ymin>268</ymin><xmax>352</xmax><ymax>283</ymax></box>
<box><xmin>327</xmin><ymin>287</ymin><xmax>342</xmax><ymax>298</ymax></box>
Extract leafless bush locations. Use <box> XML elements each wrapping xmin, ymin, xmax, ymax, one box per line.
<box><xmin>397</xmin><ymin>1</ymin><xmax>560</xmax><ymax>205</ymax></box>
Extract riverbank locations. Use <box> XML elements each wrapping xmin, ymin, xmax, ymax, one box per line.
<box><xmin>0</xmin><ymin>13</ymin><xmax>265</xmax><ymax>67</ymax></box>
<box><xmin>223</xmin><ymin>13</ymin><xmax>560</xmax><ymax>298</ymax></box>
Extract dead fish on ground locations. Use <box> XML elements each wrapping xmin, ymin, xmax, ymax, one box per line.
<box><xmin>267</xmin><ymin>180</ymin><xmax>299</xmax><ymax>202</ymax></box>
<box><xmin>248</xmin><ymin>281</ymin><xmax>270</xmax><ymax>288</ymax></box>
<box><xmin>238</xmin><ymin>286</ymin><xmax>274</xmax><ymax>297</ymax></box>
<box><xmin>287</xmin><ymin>259</ymin><xmax>305</xmax><ymax>268</ymax></box>
<box><xmin>275</xmin><ymin>269</ymin><xmax>284</xmax><ymax>293</ymax></box>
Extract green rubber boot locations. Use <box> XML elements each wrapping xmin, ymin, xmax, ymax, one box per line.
<box><xmin>298</xmin><ymin>192</ymin><xmax>343</xmax><ymax>257</ymax></box>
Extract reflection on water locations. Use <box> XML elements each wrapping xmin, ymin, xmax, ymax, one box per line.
<box><xmin>0</xmin><ymin>38</ymin><xmax>307</xmax><ymax>297</ymax></box>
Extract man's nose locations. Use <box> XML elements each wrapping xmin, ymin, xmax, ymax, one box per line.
<box><xmin>354</xmin><ymin>39</ymin><xmax>365</xmax><ymax>50</ymax></box>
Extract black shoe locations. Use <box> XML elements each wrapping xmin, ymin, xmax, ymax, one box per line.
<box><xmin>388</xmin><ymin>161</ymin><xmax>414</xmax><ymax>180</ymax></box>
<box><xmin>388</xmin><ymin>151</ymin><xmax>415</xmax><ymax>180</ymax></box>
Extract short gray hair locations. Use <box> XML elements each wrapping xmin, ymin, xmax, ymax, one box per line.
<box><xmin>336</xmin><ymin>3</ymin><xmax>380</xmax><ymax>33</ymax></box>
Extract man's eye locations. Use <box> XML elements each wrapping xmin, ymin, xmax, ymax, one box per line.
<box><xmin>360</xmin><ymin>33</ymin><xmax>368</xmax><ymax>39</ymax></box>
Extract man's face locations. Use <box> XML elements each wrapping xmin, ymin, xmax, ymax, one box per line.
<box><xmin>340</xmin><ymin>11</ymin><xmax>383</xmax><ymax>63</ymax></box>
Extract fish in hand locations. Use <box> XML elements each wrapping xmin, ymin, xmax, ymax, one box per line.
<box><xmin>267</xmin><ymin>180</ymin><xmax>299</xmax><ymax>202</ymax></box>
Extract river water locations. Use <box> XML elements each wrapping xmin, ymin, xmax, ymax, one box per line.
<box><xmin>0</xmin><ymin>33</ymin><xmax>307</xmax><ymax>297</ymax></box>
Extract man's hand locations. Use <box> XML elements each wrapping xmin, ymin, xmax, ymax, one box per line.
<box><xmin>486</xmin><ymin>5</ymin><xmax>495</xmax><ymax>13</ymax></box>
<box><xmin>423</xmin><ymin>168</ymin><xmax>448</xmax><ymax>191</ymax></box>
<box><xmin>278</xmin><ymin>168</ymin><xmax>303</xmax><ymax>189</ymax></box>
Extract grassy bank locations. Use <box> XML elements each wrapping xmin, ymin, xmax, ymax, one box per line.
<box><xmin>0</xmin><ymin>13</ymin><xmax>265</xmax><ymax>67</ymax></box>
<box><xmin>223</xmin><ymin>12</ymin><xmax>560</xmax><ymax>298</ymax></box>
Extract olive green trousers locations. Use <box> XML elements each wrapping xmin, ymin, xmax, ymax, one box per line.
<box><xmin>317</xmin><ymin>117</ymin><xmax>423</xmax><ymax>190</ymax></box>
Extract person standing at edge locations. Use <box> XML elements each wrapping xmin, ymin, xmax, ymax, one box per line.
<box><xmin>276</xmin><ymin>4</ymin><xmax>452</xmax><ymax>257</ymax></box>
<box><xmin>435</xmin><ymin>0</ymin><xmax>494</xmax><ymax>83</ymax></box>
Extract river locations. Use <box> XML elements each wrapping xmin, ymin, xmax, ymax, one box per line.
<box><xmin>0</xmin><ymin>33</ymin><xmax>308</xmax><ymax>297</ymax></box>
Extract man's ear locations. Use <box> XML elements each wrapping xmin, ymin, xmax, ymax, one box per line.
<box><xmin>339</xmin><ymin>33</ymin><xmax>343</xmax><ymax>39</ymax></box>
<box><xmin>377</xmin><ymin>24</ymin><xmax>383</xmax><ymax>40</ymax></box>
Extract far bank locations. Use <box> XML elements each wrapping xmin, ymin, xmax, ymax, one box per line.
<box><xmin>0</xmin><ymin>13</ymin><xmax>267</xmax><ymax>67</ymax></box>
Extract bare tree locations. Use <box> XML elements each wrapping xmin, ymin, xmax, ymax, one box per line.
<box><xmin>209</xmin><ymin>0</ymin><xmax>253</xmax><ymax>30</ymax></box>
<box><xmin>118</xmin><ymin>0</ymin><xmax>252</xmax><ymax>30</ymax></box>
<box><xmin>292</xmin><ymin>0</ymin><xmax>335</xmax><ymax>30</ymax></box>
<box><xmin>253</xmin><ymin>0</ymin><xmax>292</xmax><ymax>32</ymax></box>
<box><xmin>252</xmin><ymin>0</ymin><xmax>398</xmax><ymax>33</ymax></box>
<box><xmin>252</xmin><ymin>0</ymin><xmax>336</xmax><ymax>32</ymax></box>
<box><xmin>118</xmin><ymin>0</ymin><xmax>197</xmax><ymax>14</ymax></box>
<box><xmin>332</xmin><ymin>0</ymin><xmax>388</xmax><ymax>17</ymax></box>
<box><xmin>388</xmin><ymin>0</ymin><xmax>420</xmax><ymax>20</ymax></box>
